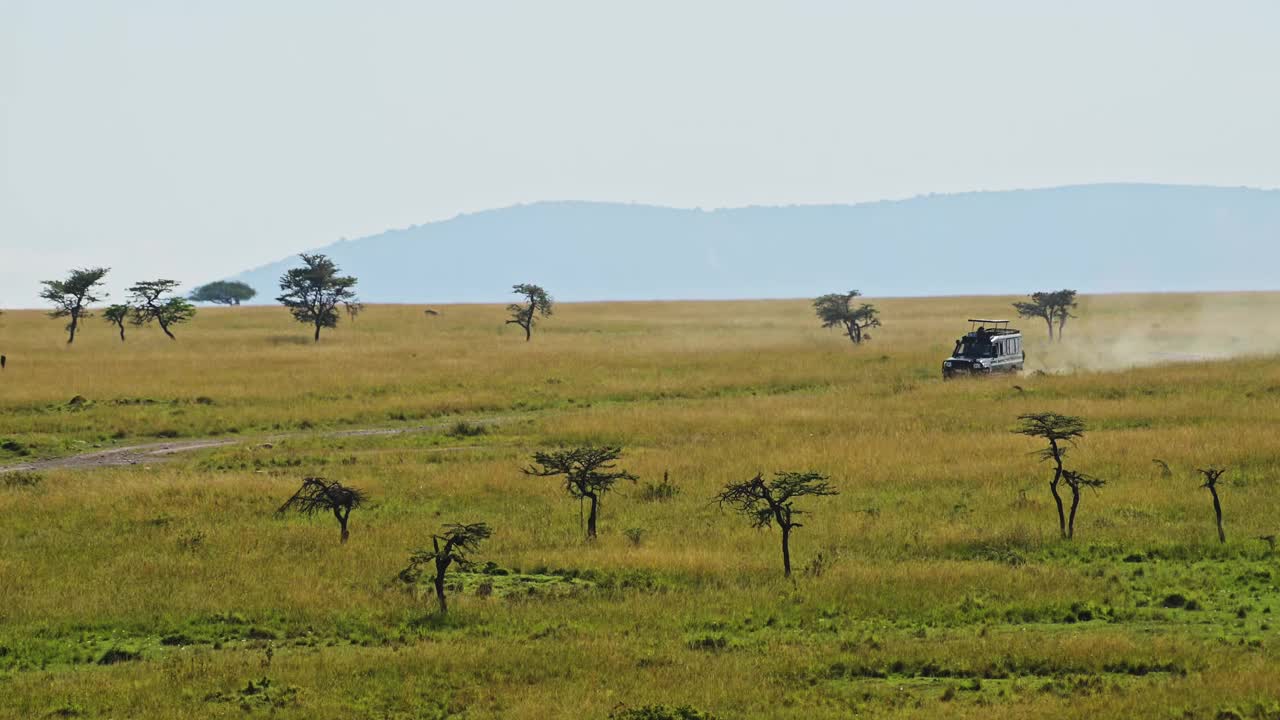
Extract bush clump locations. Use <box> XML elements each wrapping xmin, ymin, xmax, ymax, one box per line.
<box><xmin>447</xmin><ymin>421</ymin><xmax>488</xmax><ymax>438</ymax></box>
<box><xmin>1</xmin><ymin>471</ymin><xmax>41</xmax><ymax>489</ymax></box>
<box><xmin>97</xmin><ymin>647</ymin><xmax>142</xmax><ymax>665</ymax></box>
<box><xmin>610</xmin><ymin>704</ymin><xmax>719</xmax><ymax>720</ymax></box>
<box><xmin>0</xmin><ymin>439</ymin><xmax>30</xmax><ymax>457</ymax></box>
<box><xmin>638</xmin><ymin>472</ymin><xmax>680</xmax><ymax>502</ymax></box>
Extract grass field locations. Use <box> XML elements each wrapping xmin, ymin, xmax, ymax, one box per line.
<box><xmin>2</xmin><ymin>293</ymin><xmax>1280</xmax><ymax>719</ymax></box>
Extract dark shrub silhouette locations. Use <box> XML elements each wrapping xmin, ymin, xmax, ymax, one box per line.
<box><xmin>524</xmin><ymin>446</ymin><xmax>636</xmax><ymax>539</ymax></box>
<box><xmin>400</xmin><ymin>522</ymin><xmax>492</xmax><ymax>614</ymax></box>
<box><xmin>716</xmin><ymin>471</ymin><xmax>837</xmax><ymax>577</ymax></box>
<box><xmin>275</xmin><ymin>477</ymin><xmax>366</xmax><ymax>543</ymax></box>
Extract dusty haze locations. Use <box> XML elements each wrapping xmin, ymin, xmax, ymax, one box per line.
<box><xmin>1027</xmin><ymin>292</ymin><xmax>1280</xmax><ymax>373</ymax></box>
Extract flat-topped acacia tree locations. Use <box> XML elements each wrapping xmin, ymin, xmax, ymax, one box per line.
<box><xmin>400</xmin><ymin>522</ymin><xmax>492</xmax><ymax>614</ymax></box>
<box><xmin>523</xmin><ymin>446</ymin><xmax>636</xmax><ymax>540</ymax></box>
<box><xmin>128</xmin><ymin>280</ymin><xmax>196</xmax><ymax>340</ymax></box>
<box><xmin>813</xmin><ymin>290</ymin><xmax>881</xmax><ymax>345</ymax></box>
<box><xmin>189</xmin><ymin>280</ymin><xmax>257</xmax><ymax>306</ymax></box>
<box><xmin>506</xmin><ymin>283</ymin><xmax>553</xmax><ymax>341</ymax></box>
<box><xmin>1013</xmin><ymin>412</ymin><xmax>1087</xmax><ymax>539</ymax></box>
<box><xmin>1013</xmin><ymin>290</ymin><xmax>1078</xmax><ymax>342</ymax></box>
<box><xmin>716</xmin><ymin>471</ymin><xmax>838</xmax><ymax>577</ymax></box>
<box><xmin>275</xmin><ymin>477</ymin><xmax>366</xmax><ymax>543</ymax></box>
<box><xmin>39</xmin><ymin>267</ymin><xmax>110</xmax><ymax>344</ymax></box>
<box><xmin>276</xmin><ymin>254</ymin><xmax>360</xmax><ymax>342</ymax></box>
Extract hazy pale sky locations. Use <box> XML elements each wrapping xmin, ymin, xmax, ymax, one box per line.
<box><xmin>2</xmin><ymin>1</ymin><xmax>1278</xmax><ymax>307</ymax></box>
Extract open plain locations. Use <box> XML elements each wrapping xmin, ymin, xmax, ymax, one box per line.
<box><xmin>2</xmin><ymin>293</ymin><xmax>1280</xmax><ymax>719</ymax></box>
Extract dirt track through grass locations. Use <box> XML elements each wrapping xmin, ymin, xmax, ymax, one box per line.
<box><xmin>0</xmin><ymin>416</ymin><xmax>510</xmax><ymax>473</ymax></box>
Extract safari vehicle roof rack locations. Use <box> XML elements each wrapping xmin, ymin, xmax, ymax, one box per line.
<box><xmin>966</xmin><ymin>319</ymin><xmax>1018</xmax><ymax>334</ymax></box>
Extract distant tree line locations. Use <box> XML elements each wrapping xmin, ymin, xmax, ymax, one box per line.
<box><xmin>33</xmin><ymin>258</ymin><xmax>565</xmax><ymax>346</ymax></box>
<box><xmin>38</xmin><ymin>268</ymin><xmax>197</xmax><ymax>343</ymax></box>
<box><xmin>36</xmin><ymin>261</ymin><xmax>1088</xmax><ymax>356</ymax></box>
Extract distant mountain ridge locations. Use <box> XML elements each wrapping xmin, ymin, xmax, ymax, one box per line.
<box><xmin>228</xmin><ymin>184</ymin><xmax>1280</xmax><ymax>303</ymax></box>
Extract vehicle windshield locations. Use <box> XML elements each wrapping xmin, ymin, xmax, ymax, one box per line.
<box><xmin>954</xmin><ymin>336</ymin><xmax>996</xmax><ymax>358</ymax></box>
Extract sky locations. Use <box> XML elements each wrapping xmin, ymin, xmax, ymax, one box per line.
<box><xmin>2</xmin><ymin>1</ymin><xmax>1279</xmax><ymax>308</ymax></box>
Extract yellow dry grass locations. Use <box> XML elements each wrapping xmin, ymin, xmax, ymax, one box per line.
<box><xmin>1</xmin><ymin>293</ymin><xmax>1278</xmax><ymax>719</ymax></box>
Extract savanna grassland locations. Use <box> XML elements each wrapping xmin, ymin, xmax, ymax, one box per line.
<box><xmin>2</xmin><ymin>293</ymin><xmax>1280</xmax><ymax>719</ymax></box>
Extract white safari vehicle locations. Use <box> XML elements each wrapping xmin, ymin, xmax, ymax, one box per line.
<box><xmin>942</xmin><ymin>319</ymin><xmax>1025</xmax><ymax>378</ymax></box>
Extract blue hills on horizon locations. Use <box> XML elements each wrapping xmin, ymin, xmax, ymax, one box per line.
<box><xmin>228</xmin><ymin>183</ymin><xmax>1280</xmax><ymax>304</ymax></box>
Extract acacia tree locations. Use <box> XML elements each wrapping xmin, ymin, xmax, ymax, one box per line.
<box><xmin>277</xmin><ymin>254</ymin><xmax>360</xmax><ymax>342</ymax></box>
<box><xmin>400</xmin><ymin>522</ymin><xmax>492</xmax><ymax>614</ymax></box>
<box><xmin>102</xmin><ymin>304</ymin><xmax>130</xmax><ymax>342</ymax></box>
<box><xmin>1061</xmin><ymin>469</ymin><xmax>1106</xmax><ymax>539</ymax></box>
<box><xmin>275</xmin><ymin>477</ymin><xmax>366</xmax><ymax>543</ymax></box>
<box><xmin>813</xmin><ymin>290</ymin><xmax>881</xmax><ymax>345</ymax></box>
<box><xmin>189</xmin><ymin>280</ymin><xmax>256</xmax><ymax>306</ymax></box>
<box><xmin>1013</xmin><ymin>290</ymin><xmax>1078</xmax><ymax>342</ymax></box>
<box><xmin>1197</xmin><ymin>467</ymin><xmax>1227</xmax><ymax>544</ymax></box>
<box><xmin>1013</xmin><ymin>412</ymin><xmax>1086</xmax><ymax>539</ymax></box>
<box><xmin>506</xmin><ymin>283</ymin><xmax>553</xmax><ymax>341</ymax></box>
<box><xmin>716</xmin><ymin>471</ymin><xmax>838</xmax><ymax>577</ymax></box>
<box><xmin>127</xmin><ymin>280</ymin><xmax>196</xmax><ymax>340</ymax></box>
<box><xmin>39</xmin><ymin>267</ymin><xmax>110</xmax><ymax>344</ymax></box>
<box><xmin>523</xmin><ymin>446</ymin><xmax>636</xmax><ymax>539</ymax></box>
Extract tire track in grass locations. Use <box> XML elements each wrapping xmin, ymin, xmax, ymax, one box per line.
<box><xmin>0</xmin><ymin>416</ymin><xmax>512</xmax><ymax>474</ymax></box>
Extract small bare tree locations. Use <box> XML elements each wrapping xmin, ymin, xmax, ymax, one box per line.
<box><xmin>400</xmin><ymin>522</ymin><xmax>492</xmax><ymax>614</ymax></box>
<box><xmin>1061</xmin><ymin>469</ymin><xmax>1106</xmax><ymax>539</ymax></box>
<box><xmin>275</xmin><ymin>477</ymin><xmax>366</xmax><ymax>543</ymax></box>
<box><xmin>506</xmin><ymin>283</ymin><xmax>553</xmax><ymax>341</ymax></box>
<box><xmin>1197</xmin><ymin>467</ymin><xmax>1227</xmax><ymax>544</ymax></box>
<box><xmin>1013</xmin><ymin>412</ymin><xmax>1086</xmax><ymax>539</ymax></box>
<box><xmin>523</xmin><ymin>446</ymin><xmax>636</xmax><ymax>539</ymax></box>
<box><xmin>716</xmin><ymin>471</ymin><xmax>837</xmax><ymax>577</ymax></box>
